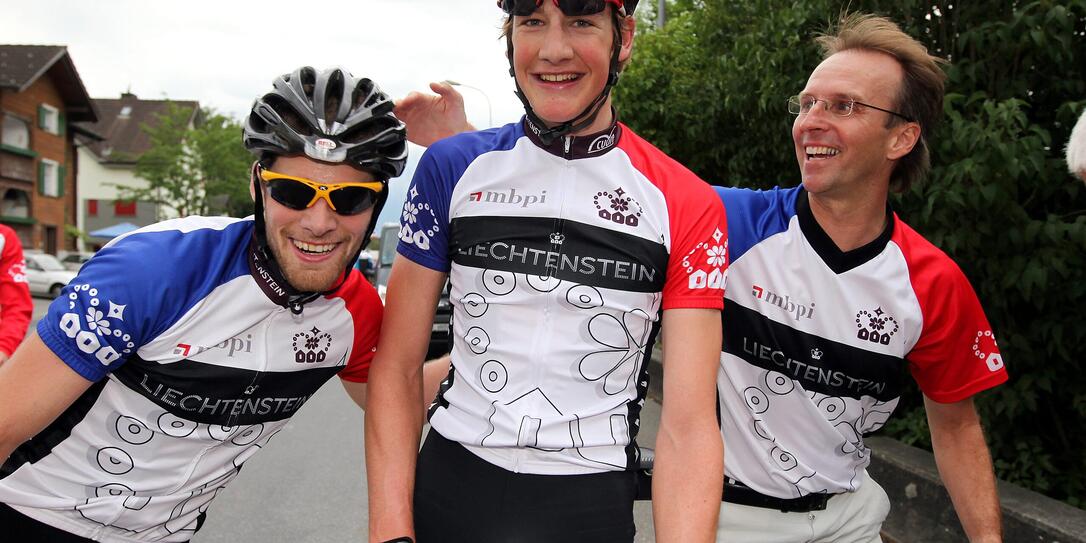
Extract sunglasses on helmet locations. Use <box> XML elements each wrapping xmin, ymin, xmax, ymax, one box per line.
<box><xmin>258</xmin><ymin>166</ymin><xmax>383</xmax><ymax>216</ymax></box>
<box><xmin>497</xmin><ymin>0</ymin><xmax>626</xmax><ymax>17</ymax></box>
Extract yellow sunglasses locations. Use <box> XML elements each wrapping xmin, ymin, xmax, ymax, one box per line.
<box><xmin>258</xmin><ymin>168</ymin><xmax>384</xmax><ymax>215</ymax></box>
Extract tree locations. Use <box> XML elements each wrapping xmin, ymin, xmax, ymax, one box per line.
<box><xmin>123</xmin><ymin>104</ymin><xmax>252</xmax><ymax>218</ymax></box>
<box><xmin>617</xmin><ymin>0</ymin><xmax>1086</xmax><ymax>507</ymax></box>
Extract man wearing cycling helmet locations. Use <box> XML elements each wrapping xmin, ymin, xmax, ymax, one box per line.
<box><xmin>366</xmin><ymin>1</ymin><xmax>727</xmax><ymax>542</ymax></box>
<box><xmin>0</xmin><ymin>66</ymin><xmax>405</xmax><ymax>543</ymax></box>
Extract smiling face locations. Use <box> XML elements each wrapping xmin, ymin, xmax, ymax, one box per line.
<box><xmin>510</xmin><ymin>1</ymin><xmax>633</xmax><ymax>133</ymax></box>
<box><xmin>259</xmin><ymin>155</ymin><xmax>374</xmax><ymax>292</ymax></box>
<box><xmin>793</xmin><ymin>49</ymin><xmax>919</xmax><ymax>199</ymax></box>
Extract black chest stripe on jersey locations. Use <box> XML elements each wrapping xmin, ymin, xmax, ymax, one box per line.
<box><xmin>114</xmin><ymin>358</ymin><xmax>343</xmax><ymax>426</ymax></box>
<box><xmin>722</xmin><ymin>301</ymin><xmax>906</xmax><ymax>401</ymax></box>
<box><xmin>2</xmin><ymin>379</ymin><xmax>108</xmax><ymax>478</ymax></box>
<box><xmin>450</xmin><ymin>216</ymin><xmax>667</xmax><ymax>292</ymax></box>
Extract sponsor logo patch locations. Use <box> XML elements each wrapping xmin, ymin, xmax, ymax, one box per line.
<box><xmin>58</xmin><ymin>283</ymin><xmax>132</xmax><ymax>366</ymax></box>
<box><xmin>293</xmin><ymin>326</ymin><xmax>332</xmax><ymax>364</ymax></box>
<box><xmin>681</xmin><ymin>230</ymin><xmax>728</xmax><ymax>290</ymax></box>
<box><xmin>972</xmin><ymin>330</ymin><xmax>1003</xmax><ymax>371</ymax></box>
<box><xmin>593</xmin><ymin>187</ymin><xmax>643</xmax><ymax>228</ymax></box>
<box><xmin>855</xmin><ymin>307</ymin><xmax>899</xmax><ymax>345</ymax></box>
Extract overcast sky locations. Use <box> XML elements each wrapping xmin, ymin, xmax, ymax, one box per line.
<box><xmin>2</xmin><ymin>0</ymin><xmax>528</xmax><ymax>228</ymax></box>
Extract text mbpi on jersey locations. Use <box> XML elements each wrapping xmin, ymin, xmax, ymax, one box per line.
<box><xmin>469</xmin><ymin>188</ymin><xmax>546</xmax><ymax>208</ymax></box>
<box><xmin>752</xmin><ymin>285</ymin><xmax>815</xmax><ymax>321</ymax></box>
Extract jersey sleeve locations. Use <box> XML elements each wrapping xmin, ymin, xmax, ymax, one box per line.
<box><xmin>396</xmin><ymin>146</ymin><xmax>454</xmax><ymax>272</ymax></box>
<box><xmin>662</xmin><ymin>180</ymin><xmax>728</xmax><ymax>310</ymax></box>
<box><xmin>36</xmin><ymin>223</ymin><xmax>246</xmax><ymax>383</ymax></box>
<box><xmin>906</xmin><ymin>250</ymin><xmax>1008</xmax><ymax>403</ymax></box>
<box><xmin>0</xmin><ymin>225</ymin><xmax>32</xmax><ymax>356</ymax></box>
<box><xmin>715</xmin><ymin>186</ymin><xmax>799</xmax><ymax>264</ymax></box>
<box><xmin>337</xmin><ymin>272</ymin><xmax>383</xmax><ymax>383</ymax></box>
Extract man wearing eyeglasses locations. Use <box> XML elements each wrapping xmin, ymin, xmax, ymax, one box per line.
<box><xmin>365</xmin><ymin>1</ymin><xmax>726</xmax><ymax>542</ymax></box>
<box><xmin>0</xmin><ymin>66</ymin><xmax>409</xmax><ymax>543</ymax></box>
<box><xmin>712</xmin><ymin>13</ymin><xmax>1007</xmax><ymax>542</ymax></box>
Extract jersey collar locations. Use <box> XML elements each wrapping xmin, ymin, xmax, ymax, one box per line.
<box><xmin>795</xmin><ymin>189</ymin><xmax>896</xmax><ymax>274</ymax></box>
<box><xmin>522</xmin><ymin>111</ymin><xmax>622</xmax><ymax>160</ymax></box>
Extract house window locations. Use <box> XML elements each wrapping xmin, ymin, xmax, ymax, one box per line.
<box><xmin>114</xmin><ymin>200</ymin><xmax>137</xmax><ymax>216</ymax></box>
<box><xmin>39</xmin><ymin>159</ymin><xmax>61</xmax><ymax>197</ymax></box>
<box><xmin>0</xmin><ymin>189</ymin><xmax>30</xmax><ymax>218</ymax></box>
<box><xmin>88</xmin><ymin>199</ymin><xmax>98</xmax><ymax>216</ymax></box>
<box><xmin>39</xmin><ymin>104</ymin><xmax>61</xmax><ymax>135</ymax></box>
<box><xmin>2</xmin><ymin>114</ymin><xmax>30</xmax><ymax>149</ymax></box>
<box><xmin>119</xmin><ymin>106</ymin><xmax>132</xmax><ymax>118</ymax></box>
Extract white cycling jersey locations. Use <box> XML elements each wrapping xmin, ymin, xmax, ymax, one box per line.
<box><xmin>399</xmin><ymin>116</ymin><xmax>728</xmax><ymax>475</ymax></box>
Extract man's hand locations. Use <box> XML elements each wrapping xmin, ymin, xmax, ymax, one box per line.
<box><xmin>396</xmin><ymin>82</ymin><xmax>475</xmax><ymax>147</ymax></box>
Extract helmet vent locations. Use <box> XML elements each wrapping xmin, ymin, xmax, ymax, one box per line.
<box><xmin>265</xmin><ymin>94</ymin><xmax>313</xmax><ymax>137</ymax></box>
<box><xmin>324</xmin><ymin>70</ymin><xmax>345</xmax><ymax>122</ymax></box>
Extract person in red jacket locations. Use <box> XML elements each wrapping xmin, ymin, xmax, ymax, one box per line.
<box><xmin>0</xmin><ymin>224</ymin><xmax>31</xmax><ymax>366</ymax></box>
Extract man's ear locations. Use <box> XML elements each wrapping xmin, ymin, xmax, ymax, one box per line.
<box><xmin>887</xmin><ymin>122</ymin><xmax>921</xmax><ymax>161</ymax></box>
<box><xmin>618</xmin><ymin>16</ymin><xmax>636</xmax><ymax>63</ymax></box>
<box><xmin>249</xmin><ymin>162</ymin><xmax>259</xmax><ymax>201</ymax></box>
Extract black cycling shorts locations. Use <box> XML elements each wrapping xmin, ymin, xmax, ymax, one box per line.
<box><xmin>1</xmin><ymin>502</ymin><xmax>97</xmax><ymax>543</ymax></box>
<box><xmin>413</xmin><ymin>430</ymin><xmax>638</xmax><ymax>543</ymax></box>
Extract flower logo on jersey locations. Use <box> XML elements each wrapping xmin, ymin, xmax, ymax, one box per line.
<box><xmin>972</xmin><ymin>330</ymin><xmax>1004</xmax><ymax>372</ymax></box>
<box><xmin>57</xmin><ymin>283</ymin><xmax>133</xmax><ymax>366</ymax></box>
<box><xmin>292</xmin><ymin>327</ymin><xmax>331</xmax><ymax>364</ymax></box>
<box><xmin>85</xmin><ymin>307</ymin><xmax>112</xmax><ymax>336</ymax></box>
<box><xmin>855</xmin><ymin>307</ymin><xmax>899</xmax><ymax>346</ymax></box>
<box><xmin>681</xmin><ymin>230</ymin><xmax>727</xmax><ymax>291</ymax></box>
<box><xmin>399</xmin><ymin>187</ymin><xmax>440</xmax><ymax>252</ymax></box>
<box><xmin>706</xmin><ymin>245</ymin><xmax>727</xmax><ymax>267</ymax></box>
<box><xmin>579</xmin><ymin>308</ymin><xmax>651</xmax><ymax>396</ymax></box>
<box><xmin>593</xmin><ymin>187</ymin><xmax>643</xmax><ymax>228</ymax></box>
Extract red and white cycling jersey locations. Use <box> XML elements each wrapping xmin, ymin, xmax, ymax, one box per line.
<box><xmin>399</xmin><ymin>117</ymin><xmax>727</xmax><ymax>474</ymax></box>
<box><xmin>716</xmin><ymin>186</ymin><xmax>1007</xmax><ymax>498</ymax></box>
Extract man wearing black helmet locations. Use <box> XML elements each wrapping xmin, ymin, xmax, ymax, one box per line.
<box><xmin>366</xmin><ymin>1</ymin><xmax>727</xmax><ymax>542</ymax></box>
<box><xmin>0</xmin><ymin>66</ymin><xmax>406</xmax><ymax>543</ymax></box>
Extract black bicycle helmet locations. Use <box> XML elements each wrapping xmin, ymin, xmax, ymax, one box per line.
<box><xmin>243</xmin><ymin>66</ymin><xmax>407</xmax><ymax>180</ymax></box>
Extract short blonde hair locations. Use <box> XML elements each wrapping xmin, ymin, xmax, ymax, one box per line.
<box><xmin>1067</xmin><ymin>108</ymin><xmax>1086</xmax><ymax>182</ymax></box>
<box><xmin>816</xmin><ymin>13</ymin><xmax>948</xmax><ymax>192</ymax></box>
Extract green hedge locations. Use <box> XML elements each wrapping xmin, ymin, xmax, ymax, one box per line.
<box><xmin>617</xmin><ymin>0</ymin><xmax>1086</xmax><ymax>507</ymax></box>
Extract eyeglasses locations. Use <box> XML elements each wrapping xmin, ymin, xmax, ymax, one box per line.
<box><xmin>788</xmin><ymin>95</ymin><xmax>915</xmax><ymax>123</ymax></box>
<box><xmin>258</xmin><ymin>167</ymin><xmax>383</xmax><ymax>215</ymax></box>
<box><xmin>498</xmin><ymin>0</ymin><xmax>626</xmax><ymax>17</ymax></box>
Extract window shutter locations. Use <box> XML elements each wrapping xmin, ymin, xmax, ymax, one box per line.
<box><xmin>38</xmin><ymin>161</ymin><xmax>46</xmax><ymax>194</ymax></box>
<box><xmin>38</xmin><ymin>105</ymin><xmax>47</xmax><ymax>129</ymax></box>
<box><xmin>58</xmin><ymin>165</ymin><xmax>66</xmax><ymax>196</ymax></box>
<box><xmin>58</xmin><ymin>113</ymin><xmax>66</xmax><ymax>136</ymax></box>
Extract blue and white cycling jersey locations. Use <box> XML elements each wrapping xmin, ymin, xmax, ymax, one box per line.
<box><xmin>0</xmin><ymin>216</ymin><xmax>379</xmax><ymax>543</ymax></box>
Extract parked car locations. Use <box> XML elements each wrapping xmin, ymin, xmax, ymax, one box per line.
<box><xmin>375</xmin><ymin>223</ymin><xmax>452</xmax><ymax>359</ymax></box>
<box><xmin>58</xmin><ymin>251</ymin><xmax>94</xmax><ymax>271</ymax></box>
<box><xmin>24</xmin><ymin>252</ymin><xmax>78</xmax><ymax>298</ymax></box>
